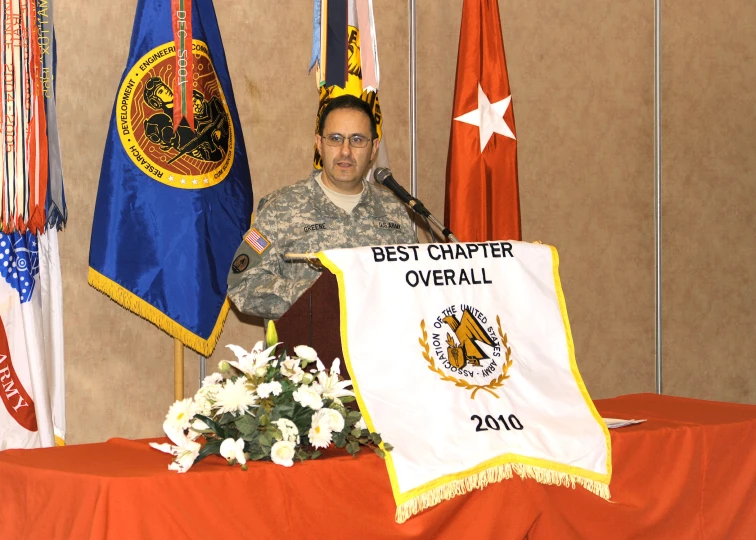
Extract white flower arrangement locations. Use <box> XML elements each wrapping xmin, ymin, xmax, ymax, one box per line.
<box><xmin>151</xmin><ymin>322</ymin><xmax>392</xmax><ymax>473</ymax></box>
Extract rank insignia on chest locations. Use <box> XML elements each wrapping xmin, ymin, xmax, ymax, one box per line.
<box><xmin>244</xmin><ymin>228</ymin><xmax>270</xmax><ymax>255</ymax></box>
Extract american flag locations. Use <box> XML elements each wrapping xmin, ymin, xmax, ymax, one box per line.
<box><xmin>244</xmin><ymin>228</ymin><xmax>270</xmax><ymax>254</ymax></box>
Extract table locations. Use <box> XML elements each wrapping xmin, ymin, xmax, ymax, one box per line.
<box><xmin>2</xmin><ymin>393</ymin><xmax>755</xmax><ymax>539</ymax></box>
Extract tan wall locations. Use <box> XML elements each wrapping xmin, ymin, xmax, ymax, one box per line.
<box><xmin>55</xmin><ymin>1</ymin><xmax>753</xmax><ymax>445</ymax></box>
<box><xmin>663</xmin><ymin>2</ymin><xmax>756</xmax><ymax>402</ymax></box>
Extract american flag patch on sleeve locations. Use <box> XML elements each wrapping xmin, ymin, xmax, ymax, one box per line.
<box><xmin>244</xmin><ymin>228</ymin><xmax>270</xmax><ymax>255</ymax></box>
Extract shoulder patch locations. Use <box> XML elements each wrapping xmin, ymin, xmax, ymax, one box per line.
<box><xmin>232</xmin><ymin>254</ymin><xmax>250</xmax><ymax>273</ymax></box>
<box><xmin>244</xmin><ymin>228</ymin><xmax>271</xmax><ymax>255</ymax></box>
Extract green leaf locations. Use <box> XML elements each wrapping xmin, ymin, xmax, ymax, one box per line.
<box><xmin>234</xmin><ymin>415</ymin><xmax>259</xmax><ymax>436</ymax></box>
<box><xmin>248</xmin><ymin>448</ymin><xmax>268</xmax><ymax>461</ymax></box>
<box><xmin>383</xmin><ymin>443</ymin><xmax>394</xmax><ymax>452</ymax></box>
<box><xmin>310</xmin><ymin>451</ymin><xmax>322</xmax><ymax>460</ymax></box>
<box><xmin>372</xmin><ymin>447</ymin><xmax>386</xmax><ymax>459</ymax></box>
<box><xmin>195</xmin><ymin>414</ymin><xmax>226</xmax><ymax>439</ymax></box>
<box><xmin>259</xmin><ymin>414</ymin><xmax>269</xmax><ymax>427</ymax></box>
<box><xmin>271</xmin><ymin>402</ymin><xmax>295</xmax><ymax>421</ymax></box>
<box><xmin>332</xmin><ymin>432</ymin><xmax>347</xmax><ymax>448</ymax></box>
<box><xmin>346</xmin><ymin>441</ymin><xmax>360</xmax><ymax>456</ymax></box>
<box><xmin>193</xmin><ymin>439</ymin><xmax>222</xmax><ymax>464</ymax></box>
<box><xmin>346</xmin><ymin>411</ymin><xmax>362</xmax><ymax>424</ymax></box>
<box><xmin>369</xmin><ymin>432</ymin><xmax>382</xmax><ymax>445</ymax></box>
<box><xmin>340</xmin><ymin>396</ymin><xmax>356</xmax><ymax>403</ymax></box>
<box><xmin>217</xmin><ymin>412</ymin><xmax>238</xmax><ymax>426</ymax></box>
<box><xmin>350</xmin><ymin>428</ymin><xmax>363</xmax><ymax>438</ymax></box>
<box><xmin>258</xmin><ymin>430</ymin><xmax>274</xmax><ymax>447</ymax></box>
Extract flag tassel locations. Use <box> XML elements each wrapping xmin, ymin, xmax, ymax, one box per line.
<box><xmin>395</xmin><ymin>462</ymin><xmax>611</xmax><ymax>524</ymax></box>
<box><xmin>87</xmin><ymin>268</ymin><xmax>230</xmax><ymax>357</ymax></box>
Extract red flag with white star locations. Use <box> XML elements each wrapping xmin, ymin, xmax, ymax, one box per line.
<box><xmin>445</xmin><ymin>0</ymin><xmax>520</xmax><ymax>242</ymax></box>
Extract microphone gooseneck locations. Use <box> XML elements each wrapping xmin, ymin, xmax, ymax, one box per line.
<box><xmin>373</xmin><ymin>167</ymin><xmax>459</xmax><ymax>243</ymax></box>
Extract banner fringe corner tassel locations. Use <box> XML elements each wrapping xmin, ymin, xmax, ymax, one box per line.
<box><xmin>87</xmin><ymin>267</ymin><xmax>229</xmax><ymax>357</ymax></box>
<box><xmin>395</xmin><ymin>463</ymin><xmax>611</xmax><ymax>523</ymax></box>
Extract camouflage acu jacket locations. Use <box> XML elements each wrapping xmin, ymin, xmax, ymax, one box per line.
<box><xmin>227</xmin><ymin>170</ymin><xmax>417</xmax><ymax>320</ymax></box>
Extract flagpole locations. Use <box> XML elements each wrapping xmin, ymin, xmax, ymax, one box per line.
<box><xmin>654</xmin><ymin>0</ymin><xmax>663</xmax><ymax>394</ymax></box>
<box><xmin>408</xmin><ymin>0</ymin><xmax>417</xmax><ymax>206</ymax></box>
<box><xmin>174</xmin><ymin>338</ymin><xmax>184</xmax><ymax>401</ymax></box>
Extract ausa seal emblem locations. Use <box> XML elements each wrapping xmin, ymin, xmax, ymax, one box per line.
<box><xmin>419</xmin><ymin>305</ymin><xmax>513</xmax><ymax>399</ymax></box>
<box><xmin>117</xmin><ymin>40</ymin><xmax>235</xmax><ymax>189</ymax></box>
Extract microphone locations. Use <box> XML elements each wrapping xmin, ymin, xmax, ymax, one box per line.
<box><xmin>373</xmin><ymin>167</ymin><xmax>459</xmax><ymax>243</ymax></box>
<box><xmin>373</xmin><ymin>167</ymin><xmax>430</xmax><ymax>217</ymax></box>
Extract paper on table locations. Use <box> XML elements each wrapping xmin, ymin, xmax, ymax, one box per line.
<box><xmin>603</xmin><ymin>418</ymin><xmax>647</xmax><ymax>429</ymax></box>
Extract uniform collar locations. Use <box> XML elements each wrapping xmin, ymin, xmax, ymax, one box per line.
<box><xmin>307</xmin><ymin>169</ymin><xmax>390</xmax><ymax>219</ymax></box>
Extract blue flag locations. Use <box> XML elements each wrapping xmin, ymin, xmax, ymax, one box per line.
<box><xmin>89</xmin><ymin>0</ymin><xmax>253</xmax><ymax>356</ymax></box>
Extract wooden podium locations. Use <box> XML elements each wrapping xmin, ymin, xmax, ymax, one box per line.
<box><xmin>276</xmin><ymin>272</ymin><xmax>342</xmax><ymax>368</ymax></box>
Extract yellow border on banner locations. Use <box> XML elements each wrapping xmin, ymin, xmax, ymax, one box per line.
<box><xmin>88</xmin><ymin>267</ymin><xmax>230</xmax><ymax>357</ymax></box>
<box><xmin>317</xmin><ymin>246</ymin><xmax>611</xmax><ymax>522</ymax></box>
<box><xmin>549</xmin><ymin>245</ymin><xmax>614</xmax><ymax>480</ymax></box>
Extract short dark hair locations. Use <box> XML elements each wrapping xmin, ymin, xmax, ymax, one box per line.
<box><xmin>318</xmin><ymin>95</ymin><xmax>378</xmax><ymax>140</ymax></box>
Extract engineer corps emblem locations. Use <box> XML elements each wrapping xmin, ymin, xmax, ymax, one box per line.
<box><xmin>420</xmin><ymin>305</ymin><xmax>513</xmax><ymax>399</ymax></box>
<box><xmin>117</xmin><ymin>40</ymin><xmax>235</xmax><ymax>189</ymax></box>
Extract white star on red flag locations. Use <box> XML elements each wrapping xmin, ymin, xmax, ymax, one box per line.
<box><xmin>454</xmin><ymin>83</ymin><xmax>515</xmax><ymax>153</ymax></box>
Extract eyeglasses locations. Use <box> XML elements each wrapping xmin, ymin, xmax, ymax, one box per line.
<box><xmin>322</xmin><ymin>133</ymin><xmax>372</xmax><ymax>148</ymax></box>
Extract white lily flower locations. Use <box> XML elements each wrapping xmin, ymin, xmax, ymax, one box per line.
<box><xmin>220</xmin><ymin>437</ymin><xmax>247</xmax><ymax>466</ymax></box>
<box><xmin>315</xmin><ymin>358</ymin><xmax>326</xmax><ymax>372</ymax></box>
<box><xmin>164</xmin><ymin>398</ymin><xmax>196</xmax><ymax>432</ymax></box>
<box><xmin>149</xmin><ymin>442</ymin><xmax>173</xmax><ymax>454</ymax></box>
<box><xmin>191</xmin><ymin>418</ymin><xmax>210</xmax><ymax>432</ymax></box>
<box><xmin>316</xmin><ymin>361</ymin><xmax>354</xmax><ymax>400</ymax></box>
<box><xmin>280</xmin><ymin>358</ymin><xmax>302</xmax><ymax>377</ymax></box>
<box><xmin>150</xmin><ymin>424</ymin><xmax>202</xmax><ymax>473</ymax></box>
<box><xmin>257</xmin><ymin>381</ymin><xmax>283</xmax><ymax>398</ymax></box>
<box><xmin>313</xmin><ymin>408</ymin><xmax>345</xmax><ymax>433</ymax></box>
<box><xmin>226</xmin><ymin>343</ymin><xmax>279</xmax><ymax>376</ymax></box>
<box><xmin>293</xmin><ymin>345</ymin><xmax>319</xmax><ymax>362</ymax></box>
<box><xmin>271</xmin><ymin>440</ymin><xmax>296</xmax><ymax>467</ymax></box>
<box><xmin>330</xmin><ymin>358</ymin><xmax>342</xmax><ymax>376</ymax></box>
<box><xmin>274</xmin><ymin>418</ymin><xmax>300</xmax><ymax>444</ymax></box>
<box><xmin>215</xmin><ymin>378</ymin><xmax>258</xmax><ymax>416</ymax></box>
<box><xmin>292</xmin><ymin>385</ymin><xmax>323</xmax><ymax>410</ymax></box>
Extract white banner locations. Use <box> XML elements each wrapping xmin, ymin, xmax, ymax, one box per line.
<box><xmin>318</xmin><ymin>241</ymin><xmax>611</xmax><ymax>522</ymax></box>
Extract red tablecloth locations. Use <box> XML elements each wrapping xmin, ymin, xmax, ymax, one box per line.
<box><xmin>2</xmin><ymin>393</ymin><xmax>755</xmax><ymax>539</ymax></box>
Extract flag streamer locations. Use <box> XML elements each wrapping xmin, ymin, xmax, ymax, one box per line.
<box><xmin>0</xmin><ymin>0</ymin><xmax>66</xmax><ymax>451</ymax></box>
<box><xmin>312</xmin><ymin>0</ymin><xmax>387</xmax><ymax>171</ymax></box>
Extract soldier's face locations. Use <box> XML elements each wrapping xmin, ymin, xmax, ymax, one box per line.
<box><xmin>316</xmin><ymin>108</ymin><xmax>379</xmax><ymax>195</ymax></box>
<box><xmin>192</xmin><ymin>96</ymin><xmax>203</xmax><ymax>115</ymax></box>
<box><xmin>156</xmin><ymin>84</ymin><xmax>173</xmax><ymax>105</ymax></box>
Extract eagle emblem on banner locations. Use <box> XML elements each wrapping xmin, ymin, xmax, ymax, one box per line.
<box><xmin>420</xmin><ymin>306</ymin><xmax>513</xmax><ymax>399</ymax></box>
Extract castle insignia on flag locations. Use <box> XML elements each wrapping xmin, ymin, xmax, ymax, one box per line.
<box><xmin>420</xmin><ymin>307</ymin><xmax>513</xmax><ymax>399</ymax></box>
<box><xmin>244</xmin><ymin>228</ymin><xmax>270</xmax><ymax>255</ymax></box>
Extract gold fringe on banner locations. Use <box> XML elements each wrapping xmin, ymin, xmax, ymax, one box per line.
<box><xmin>88</xmin><ymin>267</ymin><xmax>229</xmax><ymax>357</ymax></box>
<box><xmin>395</xmin><ymin>462</ymin><xmax>611</xmax><ymax>524</ymax></box>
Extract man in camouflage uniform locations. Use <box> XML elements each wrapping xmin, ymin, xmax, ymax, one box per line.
<box><xmin>227</xmin><ymin>96</ymin><xmax>416</xmax><ymax>320</ymax></box>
